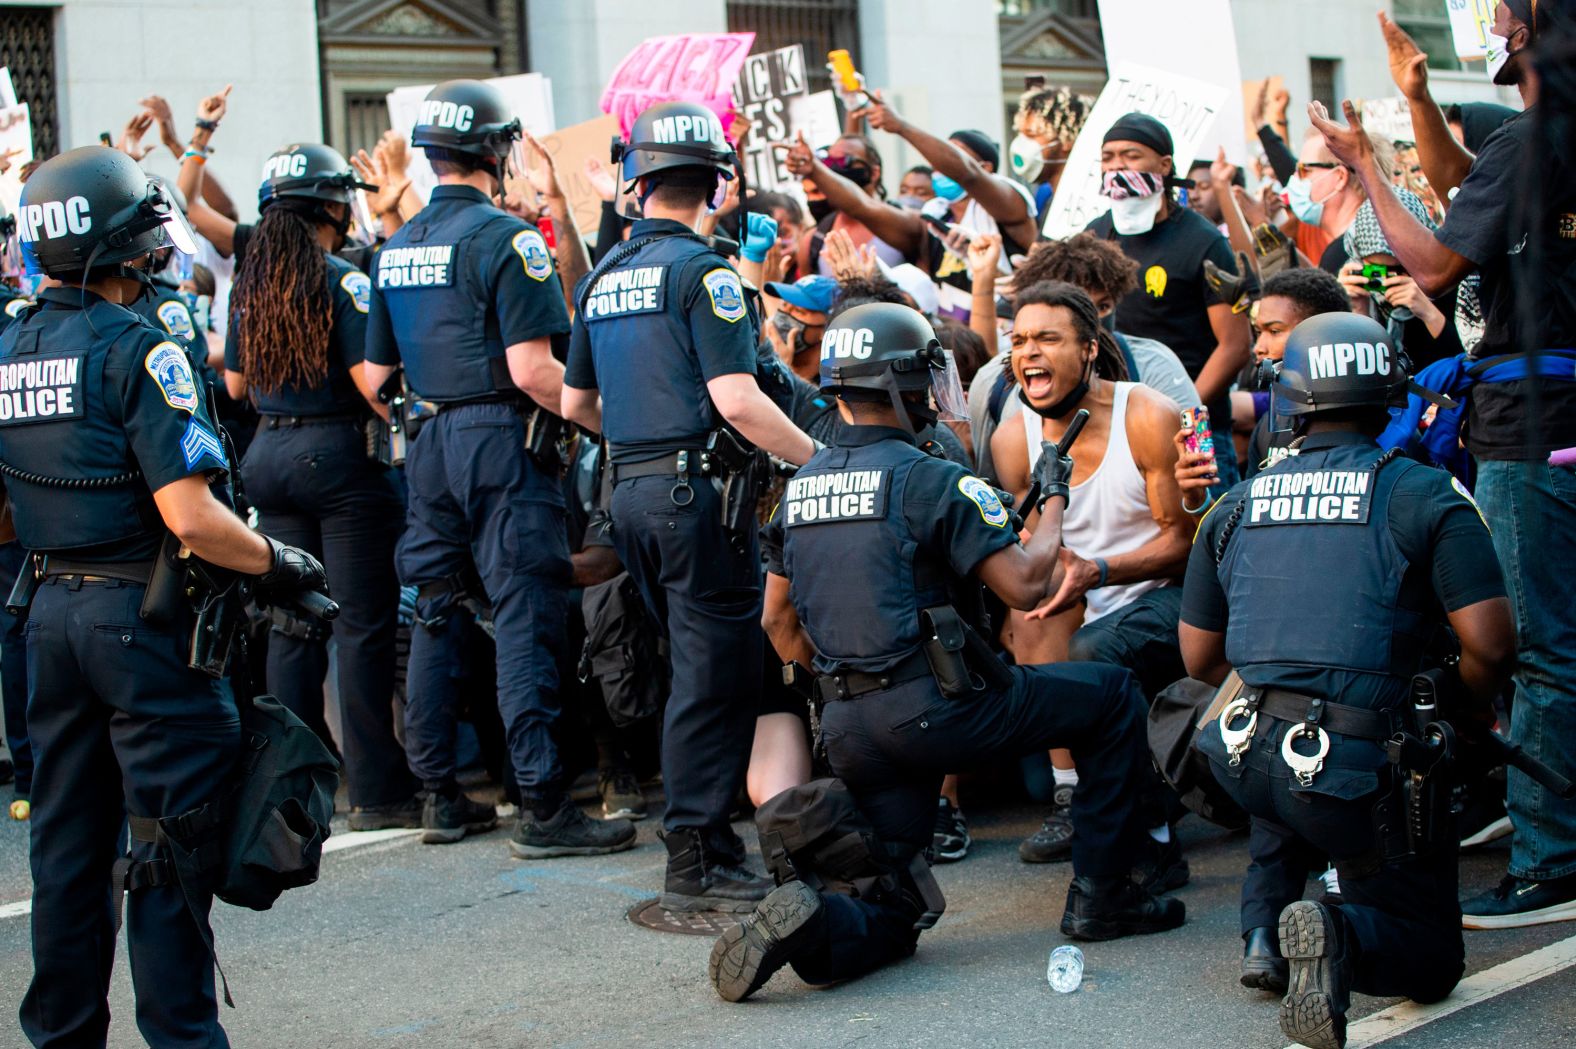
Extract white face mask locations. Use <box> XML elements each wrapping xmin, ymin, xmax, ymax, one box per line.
<box><xmin>1484</xmin><ymin>29</ymin><xmax>1525</xmax><ymax>85</ymax></box>
<box><xmin>1109</xmin><ymin>193</ymin><xmax>1164</xmax><ymax>235</ymax></box>
<box><xmin>1009</xmin><ymin>134</ymin><xmax>1047</xmax><ymax>182</ymax></box>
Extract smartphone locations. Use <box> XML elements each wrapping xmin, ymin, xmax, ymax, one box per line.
<box><xmin>1181</xmin><ymin>406</ymin><xmax>1215</xmax><ymax>460</ymax></box>
<box><xmin>1361</xmin><ymin>262</ymin><xmax>1395</xmax><ymax>293</ymax></box>
<box><xmin>827</xmin><ymin>50</ymin><xmax>862</xmax><ymax>94</ymax></box>
<box><xmin>921</xmin><ymin>212</ymin><xmax>953</xmax><ymax>236</ymax></box>
<box><xmin>537</xmin><ymin>213</ymin><xmax>557</xmax><ymax>250</ymax></box>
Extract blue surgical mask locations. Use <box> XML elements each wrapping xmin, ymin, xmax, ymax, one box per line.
<box><xmin>1285</xmin><ymin>175</ymin><xmax>1323</xmax><ymax>226</ymax></box>
<box><xmin>931</xmin><ymin>173</ymin><xmax>965</xmax><ymax>202</ymax></box>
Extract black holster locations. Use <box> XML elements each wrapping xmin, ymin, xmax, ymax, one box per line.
<box><xmin>415</xmin><ymin>565</ymin><xmax>495</xmax><ymax>639</ymax></box>
<box><xmin>783</xmin><ymin>660</ymin><xmax>825</xmax><ymax>762</ymax></box>
<box><xmin>704</xmin><ymin>428</ymin><xmax>765</xmax><ymax>550</ymax></box>
<box><xmin>369</xmin><ymin>371</ymin><xmax>430</xmax><ymax>467</ymax></box>
<box><xmin>5</xmin><ymin>554</ymin><xmax>41</xmax><ymax>616</ymax></box>
<box><xmin>138</xmin><ymin>533</ymin><xmax>243</xmax><ymax>677</ymax></box>
<box><xmin>523</xmin><ymin>405</ymin><xmax>567</xmax><ymax>473</ymax></box>
<box><xmin>919</xmin><ymin>606</ymin><xmax>1012</xmax><ymax>700</ymax></box>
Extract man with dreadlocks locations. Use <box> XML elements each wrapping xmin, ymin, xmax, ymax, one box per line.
<box><xmin>222</xmin><ymin>143</ymin><xmax>420</xmax><ymax>831</ymax></box>
<box><xmin>364</xmin><ymin>80</ymin><xmax>635</xmax><ymax>859</ymax></box>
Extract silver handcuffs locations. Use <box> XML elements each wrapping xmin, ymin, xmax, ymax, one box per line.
<box><xmin>1217</xmin><ymin>697</ymin><xmax>1258</xmax><ymax>767</ymax></box>
<box><xmin>1281</xmin><ymin>725</ymin><xmax>1330</xmax><ymax>787</ymax></box>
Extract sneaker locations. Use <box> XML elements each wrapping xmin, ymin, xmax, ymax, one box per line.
<box><xmin>599</xmin><ymin>767</ymin><xmax>648</xmax><ymax>821</ymax></box>
<box><xmin>1019</xmin><ymin>784</ymin><xmax>1074</xmax><ymax>864</ymax></box>
<box><xmin>510</xmin><ymin>796</ymin><xmax>637</xmax><ymax>858</ymax></box>
<box><xmin>419</xmin><ymin>790</ymin><xmax>498</xmax><ymax>845</ymax></box>
<box><xmin>1278</xmin><ymin>900</ymin><xmax>1353</xmax><ymax>1049</ymax></box>
<box><xmin>1060</xmin><ymin>875</ymin><xmax>1186</xmax><ymax>941</ymax></box>
<box><xmin>932</xmin><ymin>797</ymin><xmax>970</xmax><ymax>863</ymax></box>
<box><xmin>660</xmin><ymin>827</ymin><xmax>773</xmax><ymax>914</ymax></box>
<box><xmin>348</xmin><ymin>794</ymin><xmax>423</xmax><ymax>832</ymax></box>
<box><xmin>1461</xmin><ymin>872</ymin><xmax>1576</xmax><ymax>930</ymax></box>
<box><xmin>708</xmin><ymin>881</ymin><xmax>824</xmax><ymax>1002</ymax></box>
<box><xmin>1242</xmin><ymin>926</ymin><xmax>1289</xmax><ymax>993</ymax></box>
<box><xmin>1457</xmin><ymin>770</ymin><xmax>1511</xmax><ymax>850</ymax></box>
<box><xmin>1135</xmin><ymin>831</ymin><xmax>1190</xmax><ymax>893</ymax></box>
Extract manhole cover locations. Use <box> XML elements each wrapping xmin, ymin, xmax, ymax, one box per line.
<box><xmin>626</xmin><ymin>898</ymin><xmax>742</xmax><ymax>936</ymax></box>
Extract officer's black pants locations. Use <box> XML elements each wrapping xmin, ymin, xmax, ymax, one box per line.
<box><xmin>1067</xmin><ymin>585</ymin><xmax>1186</xmax><ymax>702</ymax></box>
<box><xmin>610</xmin><ymin>474</ymin><xmax>759</xmax><ymax>833</ymax></box>
<box><xmin>244</xmin><ymin>420</ymin><xmax>414</xmax><ymax>808</ymax></box>
<box><xmin>1203</xmin><ymin>714</ymin><xmax>1464</xmax><ymax>1003</ymax></box>
<box><xmin>0</xmin><ymin>540</ymin><xmax>33</xmax><ymax>795</ymax></box>
<box><xmin>1241</xmin><ymin>816</ymin><xmax>1324</xmax><ymax>934</ymax></box>
<box><xmin>791</xmin><ymin>662</ymin><xmax>1152</xmax><ymax>984</ymax></box>
<box><xmin>20</xmin><ymin>579</ymin><xmax>238</xmax><ymax>1049</ymax></box>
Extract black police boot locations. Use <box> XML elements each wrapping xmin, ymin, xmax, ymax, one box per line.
<box><xmin>708</xmin><ymin>881</ymin><xmax>825</xmax><ymax>1002</ymax></box>
<box><xmin>1242</xmin><ymin>925</ymin><xmax>1290</xmax><ymax>993</ymax></box>
<box><xmin>660</xmin><ymin>827</ymin><xmax>772</xmax><ymax>914</ymax></box>
<box><xmin>510</xmin><ymin>795</ymin><xmax>637</xmax><ymax>858</ymax></box>
<box><xmin>348</xmin><ymin>793</ymin><xmax>423</xmax><ymax>832</ymax></box>
<box><xmin>1134</xmin><ymin>830</ymin><xmax>1190</xmax><ymax>893</ymax></box>
<box><xmin>1060</xmin><ymin>875</ymin><xmax>1186</xmax><ymax>941</ymax></box>
<box><xmin>420</xmin><ymin>788</ymin><xmax>498</xmax><ymax>845</ymax></box>
<box><xmin>1278</xmin><ymin>900</ymin><xmax>1354</xmax><ymax>1049</ymax></box>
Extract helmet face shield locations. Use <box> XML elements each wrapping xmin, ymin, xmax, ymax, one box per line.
<box><xmin>152</xmin><ymin>187</ymin><xmax>198</xmax><ymax>256</ymax></box>
<box><xmin>931</xmin><ymin>349</ymin><xmax>967</xmax><ymax>422</ymax></box>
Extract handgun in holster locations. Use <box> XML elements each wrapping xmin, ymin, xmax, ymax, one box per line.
<box><xmin>919</xmin><ymin>605</ymin><xmax>1013</xmax><ymax>701</ymax></box>
<box><xmin>5</xmin><ymin>554</ymin><xmax>42</xmax><ymax>616</ymax></box>
<box><xmin>783</xmin><ymin>660</ymin><xmax>825</xmax><ymax>761</ymax></box>
<box><xmin>523</xmin><ymin>405</ymin><xmax>568</xmax><ymax>473</ymax></box>
<box><xmin>1377</xmin><ymin>670</ymin><xmax>1458</xmax><ymax>862</ymax></box>
<box><xmin>704</xmin><ymin>428</ymin><xmax>766</xmax><ymax>551</ymax></box>
<box><xmin>140</xmin><ymin>532</ymin><xmax>244</xmax><ymax>677</ymax></box>
<box><xmin>369</xmin><ymin>370</ymin><xmax>425</xmax><ymax>467</ymax></box>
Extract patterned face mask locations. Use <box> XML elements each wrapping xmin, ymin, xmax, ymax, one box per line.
<box><xmin>1099</xmin><ymin>169</ymin><xmax>1166</xmax><ymax>200</ymax></box>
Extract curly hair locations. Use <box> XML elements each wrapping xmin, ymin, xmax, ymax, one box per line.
<box><xmin>1260</xmin><ymin>267</ymin><xmax>1352</xmax><ymax>321</ymax></box>
<box><xmin>1014</xmin><ymin>86</ymin><xmax>1094</xmax><ymax>147</ymax></box>
<box><xmin>229</xmin><ymin>203</ymin><xmax>331</xmax><ymax>398</ymax></box>
<box><xmin>1008</xmin><ymin>233</ymin><xmax>1139</xmax><ymax>303</ymax></box>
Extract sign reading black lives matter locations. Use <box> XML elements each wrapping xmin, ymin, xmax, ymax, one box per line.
<box><xmin>731</xmin><ymin>44</ymin><xmax>837</xmax><ymax>194</ymax></box>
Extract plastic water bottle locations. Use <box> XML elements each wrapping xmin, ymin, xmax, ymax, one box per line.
<box><xmin>1046</xmin><ymin>944</ymin><xmax>1084</xmax><ymax>993</ymax></box>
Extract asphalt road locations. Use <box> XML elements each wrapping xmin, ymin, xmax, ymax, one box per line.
<box><xmin>0</xmin><ymin>789</ymin><xmax>1571</xmax><ymax>1049</ymax></box>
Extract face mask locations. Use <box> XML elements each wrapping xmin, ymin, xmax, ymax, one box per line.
<box><xmin>1285</xmin><ymin>172</ymin><xmax>1339</xmax><ymax>226</ymax></box>
<box><xmin>771</xmin><ymin>310</ymin><xmax>812</xmax><ymax>356</ymax></box>
<box><xmin>1018</xmin><ymin>352</ymin><xmax>1093</xmax><ymax>420</ymax></box>
<box><xmin>1099</xmin><ymin>312</ymin><xmax>1116</xmax><ymax>334</ymax></box>
<box><xmin>1009</xmin><ymin>134</ymin><xmax>1047</xmax><ymax>182</ymax></box>
<box><xmin>931</xmin><ymin>173</ymin><xmax>965</xmax><ymax>202</ymax></box>
<box><xmin>1108</xmin><ymin>195</ymin><xmax>1163</xmax><ymax>235</ymax></box>
<box><xmin>1100</xmin><ymin>169</ymin><xmax>1166</xmax><ymax>234</ymax></box>
<box><xmin>894</xmin><ymin>195</ymin><xmax>926</xmax><ymax>211</ymax></box>
<box><xmin>1486</xmin><ymin>27</ymin><xmax>1525</xmax><ymax>85</ymax></box>
<box><xmin>806</xmin><ymin>198</ymin><xmax>834</xmax><ymax>223</ymax></box>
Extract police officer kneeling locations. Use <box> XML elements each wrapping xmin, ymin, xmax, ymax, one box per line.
<box><xmin>1180</xmin><ymin>312</ymin><xmax>1515</xmax><ymax>1049</ymax></box>
<box><xmin>3</xmin><ymin>148</ymin><xmax>327</xmax><ymax>1048</ymax></box>
<box><xmin>710</xmin><ymin>303</ymin><xmax>1183</xmax><ymax>1003</ymax></box>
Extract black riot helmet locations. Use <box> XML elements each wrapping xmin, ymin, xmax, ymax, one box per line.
<box><xmin>258</xmin><ymin>143</ymin><xmax>371</xmax><ymax>212</ymax></box>
<box><xmin>819</xmin><ymin>302</ymin><xmax>966</xmax><ymax>434</ymax></box>
<box><xmin>18</xmin><ymin>146</ymin><xmax>196</xmax><ymax>280</ymax></box>
<box><xmin>1272</xmin><ymin>312</ymin><xmax>1410</xmax><ymax>424</ymax></box>
<box><xmin>410</xmin><ymin>79</ymin><xmax>521</xmax><ymax>162</ymax></box>
<box><xmin>615</xmin><ymin>101</ymin><xmax>736</xmax><ymax>186</ymax></box>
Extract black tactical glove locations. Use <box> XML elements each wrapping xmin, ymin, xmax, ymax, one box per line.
<box><xmin>1033</xmin><ymin>439</ymin><xmax>1076</xmax><ymax>512</ymax></box>
<box><xmin>256</xmin><ymin>536</ymin><xmax>328</xmax><ymax>598</ymax></box>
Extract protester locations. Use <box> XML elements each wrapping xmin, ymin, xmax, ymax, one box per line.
<box><xmin>1011</xmin><ymin>85</ymin><xmax>1093</xmax><ymax>215</ymax></box>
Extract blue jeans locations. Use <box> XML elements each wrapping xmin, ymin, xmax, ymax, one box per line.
<box><xmin>1474</xmin><ymin>459</ymin><xmax>1576</xmax><ymax>880</ymax></box>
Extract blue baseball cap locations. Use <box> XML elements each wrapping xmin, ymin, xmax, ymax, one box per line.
<box><xmin>764</xmin><ymin>275</ymin><xmax>839</xmax><ymax>314</ymax></box>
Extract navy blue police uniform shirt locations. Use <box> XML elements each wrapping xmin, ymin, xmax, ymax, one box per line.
<box><xmin>0</xmin><ymin>287</ymin><xmax>229</xmax><ymax>561</ymax></box>
<box><xmin>1</xmin><ymin>285</ymin><xmax>32</xmax><ymax>332</ymax></box>
<box><xmin>565</xmin><ymin>218</ymin><xmax>758</xmax><ymax>464</ymax></box>
<box><xmin>225</xmin><ymin>253</ymin><xmax>371</xmax><ymax>416</ymax></box>
<box><xmin>1180</xmin><ymin>431</ymin><xmax>1505</xmax><ymax>710</ymax></box>
<box><xmin>761</xmin><ymin>425</ymin><xmax>1018</xmax><ymax>673</ymax></box>
<box><xmin>364</xmin><ymin>185</ymin><xmax>569</xmax><ymax>402</ymax></box>
<box><xmin>134</xmin><ymin>275</ymin><xmax>224</xmax><ymax>395</ymax></box>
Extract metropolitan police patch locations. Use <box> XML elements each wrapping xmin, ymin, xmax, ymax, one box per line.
<box><xmin>6</xmin><ymin>297</ymin><xmax>32</xmax><ymax>320</ymax></box>
<box><xmin>156</xmin><ymin>299</ymin><xmax>195</xmax><ymax>339</ymax></box>
<box><xmin>703</xmin><ymin>269</ymin><xmax>746</xmax><ymax>323</ymax></box>
<box><xmin>340</xmin><ymin>270</ymin><xmax>371</xmax><ymax>314</ymax></box>
<box><xmin>958</xmin><ymin>475</ymin><xmax>1008</xmax><ymax>528</ymax></box>
<box><xmin>513</xmin><ymin>229</ymin><xmax>553</xmax><ymax>282</ymax></box>
<box><xmin>144</xmin><ymin>342</ymin><xmax>198</xmax><ymax>413</ymax></box>
<box><xmin>1451</xmin><ymin>476</ymin><xmax>1490</xmax><ymax>531</ymax></box>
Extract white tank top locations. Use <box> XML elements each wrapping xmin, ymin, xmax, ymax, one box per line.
<box><xmin>1023</xmin><ymin>382</ymin><xmax>1166</xmax><ymax>622</ymax></box>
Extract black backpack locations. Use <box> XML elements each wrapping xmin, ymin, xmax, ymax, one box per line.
<box><xmin>1147</xmin><ymin>676</ymin><xmax>1249</xmax><ymax>830</ymax></box>
<box><xmin>579</xmin><ymin>571</ymin><xmax>669</xmax><ymax>727</ymax></box>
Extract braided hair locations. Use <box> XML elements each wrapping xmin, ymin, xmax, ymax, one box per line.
<box><xmin>229</xmin><ymin>202</ymin><xmax>331</xmax><ymax>398</ymax></box>
<box><xmin>1011</xmin><ymin>279</ymin><xmax>1129</xmax><ymax>382</ymax></box>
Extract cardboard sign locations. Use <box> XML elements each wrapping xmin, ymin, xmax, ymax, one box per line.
<box><xmin>534</xmin><ymin>113</ymin><xmax>622</xmax><ymax>236</ymax></box>
<box><xmin>1447</xmin><ymin>0</ymin><xmax>1496</xmax><ymax>62</ymax></box>
<box><xmin>1361</xmin><ymin>97</ymin><xmax>1415</xmax><ymax>144</ymax></box>
<box><xmin>386</xmin><ymin>73</ymin><xmax>555</xmax><ymax>204</ymax></box>
<box><xmin>1241</xmin><ymin>75</ymin><xmax>1285</xmax><ymax>141</ymax></box>
<box><xmin>0</xmin><ymin>103</ymin><xmax>33</xmax><ymax>217</ymax></box>
<box><xmin>0</xmin><ymin>68</ymin><xmax>17</xmax><ymax>109</ymax></box>
<box><xmin>600</xmin><ymin>33</ymin><xmax>756</xmax><ymax>138</ymax></box>
<box><xmin>1042</xmin><ymin>62</ymin><xmax>1226</xmax><ymax>239</ymax></box>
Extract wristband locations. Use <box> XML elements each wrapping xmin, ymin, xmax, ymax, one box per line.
<box><xmin>1092</xmin><ymin>557</ymin><xmax>1109</xmax><ymax>589</ymax></box>
<box><xmin>195</xmin><ymin>118</ymin><xmax>219</xmax><ymax>132</ymax></box>
<box><xmin>181</xmin><ymin>149</ymin><xmax>208</xmax><ymax>165</ymax></box>
<box><xmin>1181</xmin><ymin>493</ymin><xmax>1211</xmax><ymax>514</ymax></box>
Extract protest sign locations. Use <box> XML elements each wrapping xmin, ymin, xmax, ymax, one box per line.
<box><xmin>1241</xmin><ymin>75</ymin><xmax>1284</xmax><ymax>141</ymax></box>
<box><xmin>1097</xmin><ymin>0</ymin><xmax>1247</xmax><ymax>166</ymax></box>
<box><xmin>1447</xmin><ymin>0</ymin><xmax>1495</xmax><ymax>62</ymax></box>
<box><xmin>387</xmin><ymin>73</ymin><xmax>555</xmax><ymax>204</ymax></box>
<box><xmin>732</xmin><ymin>44</ymin><xmax>809</xmax><ymax>192</ymax></box>
<box><xmin>535</xmin><ymin>113</ymin><xmax>621</xmax><ymax>236</ymax></box>
<box><xmin>0</xmin><ymin>103</ymin><xmax>33</xmax><ymax>216</ymax></box>
<box><xmin>600</xmin><ymin>33</ymin><xmax>755</xmax><ymax>137</ymax></box>
<box><xmin>1042</xmin><ymin>63</ymin><xmax>1226</xmax><ymax>239</ymax></box>
<box><xmin>0</xmin><ymin>69</ymin><xmax>16</xmax><ymax>109</ymax></box>
<box><xmin>1361</xmin><ymin>97</ymin><xmax>1415</xmax><ymax>144</ymax></box>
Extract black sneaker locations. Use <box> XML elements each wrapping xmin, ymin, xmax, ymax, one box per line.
<box><xmin>660</xmin><ymin>827</ymin><xmax>773</xmax><ymax>914</ymax></box>
<box><xmin>510</xmin><ymin>797</ymin><xmax>637</xmax><ymax>858</ymax></box>
<box><xmin>708</xmin><ymin>881</ymin><xmax>825</xmax><ymax>1002</ymax></box>
<box><xmin>1135</xmin><ymin>831</ymin><xmax>1190</xmax><ymax>892</ymax></box>
<box><xmin>420</xmin><ymin>790</ymin><xmax>498</xmax><ymax>844</ymax></box>
<box><xmin>1020</xmin><ymin>784</ymin><xmax>1074</xmax><ymax>863</ymax></box>
<box><xmin>932</xmin><ymin>797</ymin><xmax>970</xmax><ymax>863</ymax></box>
<box><xmin>1461</xmin><ymin>872</ymin><xmax>1576</xmax><ymax>929</ymax></box>
<box><xmin>1242</xmin><ymin>926</ymin><xmax>1289</xmax><ymax>993</ymax></box>
<box><xmin>1060</xmin><ymin>875</ymin><xmax>1186</xmax><ymax>941</ymax></box>
<box><xmin>348</xmin><ymin>794</ymin><xmax>423</xmax><ymax>832</ymax></box>
<box><xmin>1278</xmin><ymin>900</ymin><xmax>1353</xmax><ymax>1049</ymax></box>
<box><xmin>599</xmin><ymin>767</ymin><xmax>648</xmax><ymax>821</ymax></box>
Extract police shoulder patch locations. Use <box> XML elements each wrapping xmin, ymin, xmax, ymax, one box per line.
<box><xmin>180</xmin><ymin>417</ymin><xmax>227</xmax><ymax>470</ymax></box>
<box><xmin>156</xmin><ymin>298</ymin><xmax>195</xmax><ymax>338</ymax></box>
<box><xmin>4</xmin><ymin>297</ymin><xmax>31</xmax><ymax>319</ymax></box>
<box><xmin>512</xmin><ymin>229</ymin><xmax>553</xmax><ymax>282</ymax></box>
<box><xmin>958</xmin><ymin>475</ymin><xmax>1008</xmax><ymax>528</ymax></box>
<box><xmin>1450</xmin><ymin>476</ymin><xmax>1491</xmax><ymax>532</ymax></box>
<box><xmin>339</xmin><ymin>270</ymin><xmax>371</xmax><ymax>314</ymax></box>
<box><xmin>144</xmin><ymin>342</ymin><xmax>199</xmax><ymax>413</ymax></box>
<box><xmin>703</xmin><ymin>268</ymin><xmax>746</xmax><ymax>323</ymax></box>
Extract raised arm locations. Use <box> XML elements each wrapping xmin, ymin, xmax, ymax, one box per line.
<box><xmin>1380</xmin><ymin>12</ymin><xmax>1476</xmax><ymax>201</ymax></box>
<box><xmin>775</xmin><ymin>131</ymin><xmax>923</xmax><ymax>256</ymax></box>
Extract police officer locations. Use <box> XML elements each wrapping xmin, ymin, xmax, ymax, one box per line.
<box><xmin>364</xmin><ymin>80</ymin><xmax>634</xmax><ymax>856</ymax></box>
<box><xmin>1180</xmin><ymin>312</ymin><xmax>1515</xmax><ymax>1049</ymax></box>
<box><xmin>0</xmin><ymin>199</ymin><xmax>30</xmax><ymax>820</ymax></box>
<box><xmin>3</xmin><ymin>147</ymin><xmax>327</xmax><ymax>1048</ymax></box>
<box><xmin>709</xmin><ymin>303</ymin><xmax>1183</xmax><ymax>1002</ymax></box>
<box><xmin>223</xmin><ymin>143</ymin><xmax>420</xmax><ymax>829</ymax></box>
<box><xmin>561</xmin><ymin>100</ymin><xmax>817</xmax><ymax>911</ymax></box>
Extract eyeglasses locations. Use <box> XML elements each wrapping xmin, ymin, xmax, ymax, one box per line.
<box><xmin>1295</xmin><ymin>161</ymin><xmax>1341</xmax><ymax>180</ymax></box>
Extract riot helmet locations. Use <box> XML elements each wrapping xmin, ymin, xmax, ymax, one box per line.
<box><xmin>1271</xmin><ymin>312</ymin><xmax>1410</xmax><ymax>430</ymax></box>
<box><xmin>410</xmin><ymin>79</ymin><xmax>521</xmax><ymax>164</ymax></box>
<box><xmin>257</xmin><ymin>143</ymin><xmax>372</xmax><ymax>243</ymax></box>
<box><xmin>614</xmin><ymin>101</ymin><xmax>736</xmax><ymax>213</ymax></box>
<box><xmin>17</xmin><ymin>146</ymin><xmax>196</xmax><ymax>281</ymax></box>
<box><xmin>819</xmin><ymin>302</ymin><xmax>966</xmax><ymax>434</ymax></box>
